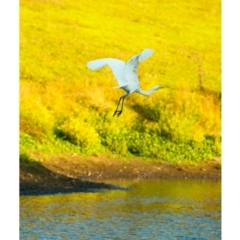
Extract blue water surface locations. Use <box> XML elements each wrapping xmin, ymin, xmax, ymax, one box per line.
<box><xmin>20</xmin><ymin>179</ymin><xmax>221</xmax><ymax>240</ymax></box>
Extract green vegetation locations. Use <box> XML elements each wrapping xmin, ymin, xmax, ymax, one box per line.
<box><xmin>20</xmin><ymin>0</ymin><xmax>221</xmax><ymax>162</ymax></box>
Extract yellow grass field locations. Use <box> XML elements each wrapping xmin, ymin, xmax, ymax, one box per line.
<box><xmin>20</xmin><ymin>0</ymin><xmax>221</xmax><ymax>161</ymax></box>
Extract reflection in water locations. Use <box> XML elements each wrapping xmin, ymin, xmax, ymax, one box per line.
<box><xmin>20</xmin><ymin>179</ymin><xmax>221</xmax><ymax>239</ymax></box>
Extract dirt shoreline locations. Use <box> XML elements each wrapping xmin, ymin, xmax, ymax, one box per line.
<box><xmin>20</xmin><ymin>155</ymin><xmax>221</xmax><ymax>196</ymax></box>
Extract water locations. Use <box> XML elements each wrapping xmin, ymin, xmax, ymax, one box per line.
<box><xmin>20</xmin><ymin>179</ymin><xmax>221</xmax><ymax>239</ymax></box>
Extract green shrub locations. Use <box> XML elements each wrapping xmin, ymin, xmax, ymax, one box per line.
<box><xmin>59</xmin><ymin>118</ymin><xmax>101</xmax><ymax>152</ymax></box>
<box><xmin>20</xmin><ymin>102</ymin><xmax>55</xmax><ymax>141</ymax></box>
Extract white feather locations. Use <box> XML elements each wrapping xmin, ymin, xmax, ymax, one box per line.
<box><xmin>87</xmin><ymin>58</ymin><xmax>126</xmax><ymax>86</ymax></box>
<box><xmin>86</xmin><ymin>48</ymin><xmax>163</xmax><ymax>117</ymax></box>
<box><xmin>125</xmin><ymin>49</ymin><xmax>154</xmax><ymax>83</ymax></box>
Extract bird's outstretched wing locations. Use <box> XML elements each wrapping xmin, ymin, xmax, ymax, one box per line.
<box><xmin>125</xmin><ymin>48</ymin><xmax>153</xmax><ymax>82</ymax></box>
<box><xmin>87</xmin><ymin>58</ymin><xmax>127</xmax><ymax>86</ymax></box>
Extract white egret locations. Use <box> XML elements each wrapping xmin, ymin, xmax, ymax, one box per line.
<box><xmin>87</xmin><ymin>48</ymin><xmax>164</xmax><ymax>117</ymax></box>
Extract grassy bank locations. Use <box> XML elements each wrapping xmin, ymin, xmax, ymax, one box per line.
<box><xmin>20</xmin><ymin>0</ymin><xmax>221</xmax><ymax>162</ymax></box>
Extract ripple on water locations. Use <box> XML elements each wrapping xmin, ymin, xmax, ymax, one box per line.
<box><xmin>20</xmin><ymin>179</ymin><xmax>221</xmax><ymax>239</ymax></box>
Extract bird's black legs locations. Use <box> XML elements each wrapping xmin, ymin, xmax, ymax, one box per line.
<box><xmin>113</xmin><ymin>96</ymin><xmax>125</xmax><ymax>117</ymax></box>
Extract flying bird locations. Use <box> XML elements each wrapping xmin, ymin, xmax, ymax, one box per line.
<box><xmin>87</xmin><ymin>48</ymin><xmax>164</xmax><ymax>117</ymax></box>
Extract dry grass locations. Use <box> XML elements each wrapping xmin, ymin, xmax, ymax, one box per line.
<box><xmin>20</xmin><ymin>0</ymin><xmax>221</xmax><ymax>161</ymax></box>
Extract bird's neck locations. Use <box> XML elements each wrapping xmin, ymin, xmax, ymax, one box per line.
<box><xmin>137</xmin><ymin>86</ymin><xmax>159</xmax><ymax>96</ymax></box>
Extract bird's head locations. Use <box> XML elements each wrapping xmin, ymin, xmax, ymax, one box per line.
<box><xmin>154</xmin><ymin>85</ymin><xmax>165</xmax><ymax>90</ymax></box>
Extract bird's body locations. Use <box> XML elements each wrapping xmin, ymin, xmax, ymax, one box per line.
<box><xmin>87</xmin><ymin>48</ymin><xmax>164</xmax><ymax>116</ymax></box>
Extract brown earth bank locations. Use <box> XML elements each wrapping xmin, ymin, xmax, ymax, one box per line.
<box><xmin>20</xmin><ymin>155</ymin><xmax>221</xmax><ymax>196</ymax></box>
